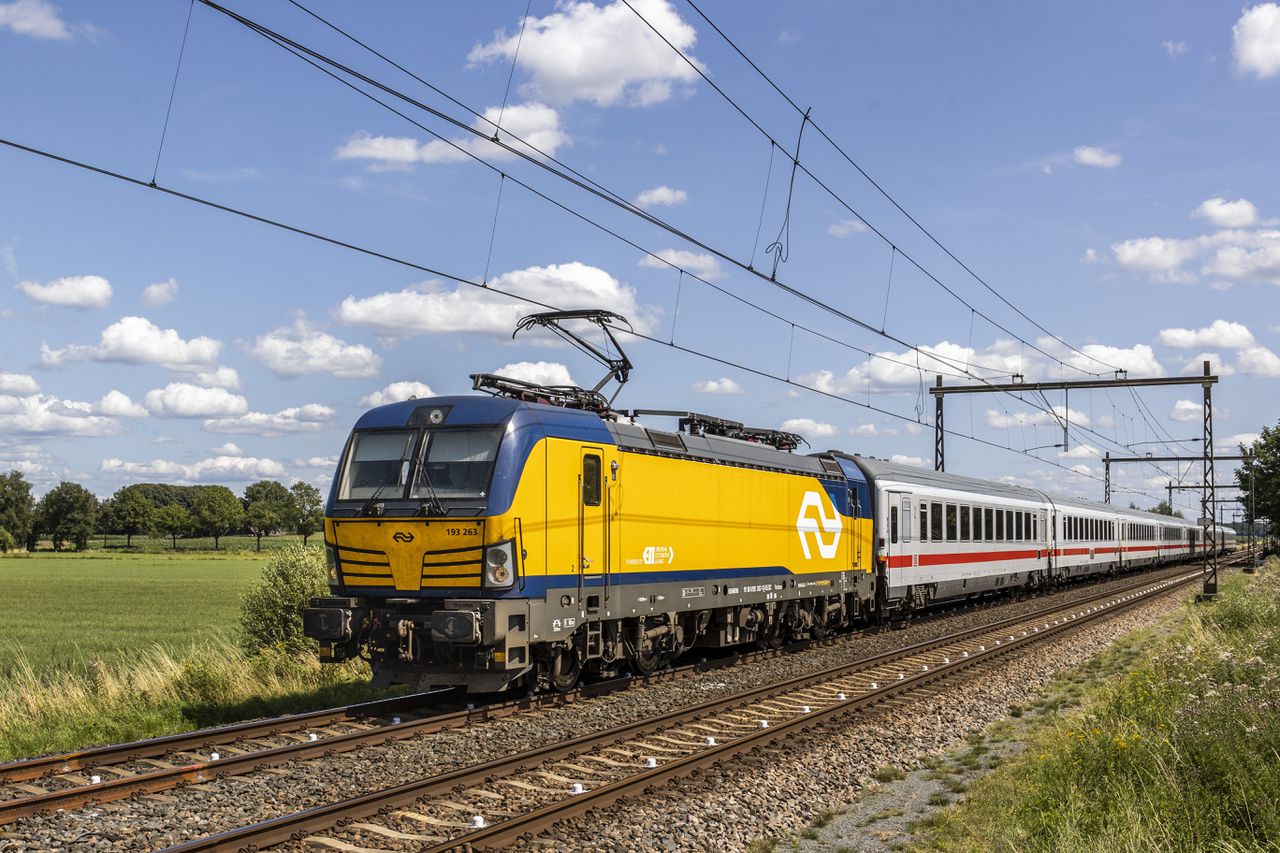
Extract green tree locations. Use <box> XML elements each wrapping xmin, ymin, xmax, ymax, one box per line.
<box><xmin>109</xmin><ymin>486</ymin><xmax>155</xmax><ymax>547</ymax></box>
<box><xmin>244</xmin><ymin>502</ymin><xmax>282</xmax><ymax>552</ymax></box>
<box><xmin>152</xmin><ymin>502</ymin><xmax>195</xmax><ymax>550</ymax></box>
<box><xmin>1237</xmin><ymin>429</ymin><xmax>1274</xmax><ymax>539</ymax></box>
<box><xmin>290</xmin><ymin>482</ymin><xmax>324</xmax><ymax>546</ymax></box>
<box><xmin>0</xmin><ymin>527</ymin><xmax>13</xmax><ymax>553</ymax></box>
<box><xmin>35</xmin><ymin>481</ymin><xmax>99</xmax><ymax>551</ymax></box>
<box><xmin>191</xmin><ymin>485</ymin><xmax>244</xmax><ymax>551</ymax></box>
<box><xmin>0</xmin><ymin>470</ymin><xmax>34</xmax><ymax>551</ymax></box>
<box><xmin>244</xmin><ymin>480</ymin><xmax>298</xmax><ymax>527</ymax></box>
<box><xmin>239</xmin><ymin>544</ymin><xmax>327</xmax><ymax>655</ymax></box>
<box><xmin>1151</xmin><ymin>500</ymin><xmax>1184</xmax><ymax>519</ymax></box>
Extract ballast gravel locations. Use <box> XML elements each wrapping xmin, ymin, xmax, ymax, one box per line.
<box><xmin>505</xmin><ymin>587</ymin><xmax>1194</xmax><ymax>853</ymax></box>
<box><xmin>0</xmin><ymin>571</ymin><xmax>1189</xmax><ymax>852</ymax></box>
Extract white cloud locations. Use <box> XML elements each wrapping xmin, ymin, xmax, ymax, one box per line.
<box><xmin>1201</xmin><ymin>233</ymin><xmax>1280</xmax><ymax>285</ymax></box>
<box><xmin>1097</xmin><ymin>414</ymin><xmax>1116</xmax><ymax>429</ymax></box>
<box><xmin>141</xmin><ymin>278</ymin><xmax>178</xmax><ymax>307</ymax></box>
<box><xmin>96</xmin><ymin>390</ymin><xmax>148</xmax><ymax>418</ymax></box>
<box><xmin>692</xmin><ymin>377</ymin><xmax>743</xmax><ymax>395</ymax></box>
<box><xmin>42</xmin><ymin>316</ymin><xmax>221</xmax><ymax>368</ymax></box>
<box><xmin>1193</xmin><ymin>197</ymin><xmax>1258</xmax><ymax>228</ymax></box>
<box><xmin>1062</xmin><ymin>342</ymin><xmax>1165</xmax><ymax>377</ymax></box>
<box><xmin>1162</xmin><ymin>39</ymin><xmax>1188</xmax><ymax>58</ymax></box>
<box><xmin>1073</xmin><ymin>146</ymin><xmax>1122</xmax><ymax>168</ymax></box>
<box><xmin>494</xmin><ymin>361</ymin><xmax>575</xmax><ymax>386</ymax></box>
<box><xmin>211</xmin><ymin>442</ymin><xmax>244</xmax><ymax>457</ymax></box>
<box><xmin>335</xmin><ymin>102</ymin><xmax>568</xmax><ymax>169</ymax></box>
<box><xmin>193</xmin><ymin>366</ymin><xmax>241</xmax><ymax>389</ymax></box>
<box><xmin>1111</xmin><ymin>236</ymin><xmax>1198</xmax><ymax>281</ymax></box>
<box><xmin>296</xmin><ymin>455</ymin><xmax>338</xmax><ymax>469</ymax></box>
<box><xmin>204</xmin><ymin>404</ymin><xmax>336</xmax><ymax>436</ymax></box>
<box><xmin>144</xmin><ymin>383</ymin><xmax>249</xmax><ymax>418</ymax></box>
<box><xmin>1058</xmin><ymin>443</ymin><xmax>1102</xmax><ymax>460</ymax></box>
<box><xmin>1082</xmin><ymin>248</ymin><xmax>1099</xmax><ymax>264</ymax></box>
<box><xmin>1209</xmin><ymin>280</ymin><xmax>1235</xmax><ymax>291</ymax></box>
<box><xmin>1157</xmin><ymin>319</ymin><xmax>1256</xmax><ymax>350</ymax></box>
<box><xmin>1217</xmin><ymin>432</ymin><xmax>1260</xmax><ymax>452</ymax></box>
<box><xmin>804</xmin><ymin>340</ymin><xmax>1031</xmax><ymax>395</ymax></box>
<box><xmin>633</xmin><ymin>185</ymin><xmax>687</xmax><ymax>208</ymax></box>
<box><xmin>1233</xmin><ymin>3</ymin><xmax>1280</xmax><ymax>78</ymax></box>
<box><xmin>249</xmin><ymin>319</ymin><xmax>381</xmax><ymax>379</ymax></box>
<box><xmin>1069</xmin><ymin>464</ymin><xmax>1094</xmax><ymax>477</ymax></box>
<box><xmin>827</xmin><ymin>218</ymin><xmax>868</xmax><ymax>238</ymax></box>
<box><xmin>17</xmin><ymin>274</ymin><xmax>111</xmax><ymax>308</ymax></box>
<box><xmin>468</xmin><ymin>0</ymin><xmax>703</xmax><ymax>107</ymax></box>
<box><xmin>890</xmin><ymin>454</ymin><xmax>927</xmax><ymax>468</ymax></box>
<box><xmin>337</xmin><ymin>262</ymin><xmax>648</xmax><ymax>337</ymax></box>
<box><xmin>1236</xmin><ymin>345</ymin><xmax>1280</xmax><ymax>377</ymax></box>
<box><xmin>637</xmin><ymin>248</ymin><xmax>722</xmax><ymax>280</ymax></box>
<box><xmin>779</xmin><ymin>417</ymin><xmax>838</xmax><ymax>439</ymax></box>
<box><xmin>985</xmin><ymin>406</ymin><xmax>1091</xmax><ymax>430</ymax></box>
<box><xmin>850</xmin><ymin>422</ymin><xmax>878</xmax><ymax>437</ymax></box>
<box><xmin>0</xmin><ymin>393</ymin><xmax>122</xmax><ymax>436</ymax></box>
<box><xmin>1169</xmin><ymin>399</ymin><xmax>1204</xmax><ymax>422</ymax></box>
<box><xmin>1112</xmin><ymin>226</ymin><xmax>1280</xmax><ymax>286</ymax></box>
<box><xmin>0</xmin><ymin>372</ymin><xmax>38</xmax><ymax>394</ymax></box>
<box><xmin>101</xmin><ymin>454</ymin><xmax>286</xmax><ymax>484</ymax></box>
<box><xmin>361</xmin><ymin>381</ymin><xmax>436</xmax><ymax>407</ymax></box>
<box><xmin>0</xmin><ymin>0</ymin><xmax>69</xmax><ymax>39</ymax></box>
<box><xmin>1219</xmin><ymin>432</ymin><xmax>1260</xmax><ymax>451</ymax></box>
<box><xmin>1181</xmin><ymin>353</ymin><xmax>1235</xmax><ymax>377</ymax></box>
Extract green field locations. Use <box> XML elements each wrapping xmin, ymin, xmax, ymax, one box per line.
<box><xmin>0</xmin><ymin>549</ymin><xmax>387</xmax><ymax>762</ymax></box>
<box><xmin>0</xmin><ymin>552</ymin><xmax>266</xmax><ymax>675</ymax></box>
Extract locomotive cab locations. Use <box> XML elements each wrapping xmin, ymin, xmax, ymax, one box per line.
<box><xmin>304</xmin><ymin>396</ymin><xmax>547</xmax><ymax>693</ymax></box>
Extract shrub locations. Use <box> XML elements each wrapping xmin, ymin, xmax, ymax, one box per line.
<box><xmin>0</xmin><ymin>527</ymin><xmax>12</xmax><ymax>553</ymax></box>
<box><xmin>239</xmin><ymin>544</ymin><xmax>327</xmax><ymax>655</ymax></box>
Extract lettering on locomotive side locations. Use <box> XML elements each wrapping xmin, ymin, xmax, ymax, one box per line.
<box><xmin>681</xmin><ymin>586</ymin><xmax>705</xmax><ymax>599</ymax></box>
<box><xmin>796</xmin><ymin>490</ymin><xmax>842</xmax><ymax>559</ymax></box>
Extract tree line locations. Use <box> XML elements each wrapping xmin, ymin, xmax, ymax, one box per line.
<box><xmin>0</xmin><ymin>471</ymin><xmax>325</xmax><ymax>553</ymax></box>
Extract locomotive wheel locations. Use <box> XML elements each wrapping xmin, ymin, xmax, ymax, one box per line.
<box><xmin>631</xmin><ymin>644</ymin><xmax>664</xmax><ymax>676</ymax></box>
<box><xmin>547</xmin><ymin>646</ymin><xmax>581</xmax><ymax>693</ymax></box>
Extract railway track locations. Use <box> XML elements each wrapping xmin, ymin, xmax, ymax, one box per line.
<box><xmin>1</xmin><ymin>559</ymin><xmax>1203</xmax><ymax>829</ymax></box>
<box><xmin>160</xmin><ymin>560</ymin><xmax>1225</xmax><ymax>853</ymax></box>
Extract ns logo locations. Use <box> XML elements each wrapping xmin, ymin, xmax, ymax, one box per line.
<box><xmin>392</xmin><ymin>532</ymin><xmax>415</xmax><ymax>543</ymax></box>
<box><xmin>795</xmin><ymin>490</ymin><xmax>842</xmax><ymax>560</ymax></box>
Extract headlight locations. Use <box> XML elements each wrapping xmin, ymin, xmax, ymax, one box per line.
<box><xmin>485</xmin><ymin>539</ymin><xmax>516</xmax><ymax>589</ymax></box>
<box><xmin>325</xmin><ymin>545</ymin><xmax>339</xmax><ymax>583</ymax></box>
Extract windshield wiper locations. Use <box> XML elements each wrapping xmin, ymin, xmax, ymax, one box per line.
<box><xmin>408</xmin><ymin>439</ymin><xmax>445</xmax><ymax>516</ymax></box>
<box><xmin>360</xmin><ymin>447</ymin><xmax>414</xmax><ymax>517</ymax></box>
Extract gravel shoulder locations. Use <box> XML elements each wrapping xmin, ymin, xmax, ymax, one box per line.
<box><xmin>784</xmin><ymin>587</ymin><xmax>1193</xmax><ymax>853</ymax></box>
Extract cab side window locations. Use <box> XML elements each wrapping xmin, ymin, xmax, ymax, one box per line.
<box><xmin>582</xmin><ymin>455</ymin><xmax>601</xmax><ymax>506</ymax></box>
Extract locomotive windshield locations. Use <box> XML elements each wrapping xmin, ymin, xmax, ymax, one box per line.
<box><xmin>410</xmin><ymin>428</ymin><xmax>501</xmax><ymax>499</ymax></box>
<box><xmin>337</xmin><ymin>427</ymin><xmax>501</xmax><ymax>502</ymax></box>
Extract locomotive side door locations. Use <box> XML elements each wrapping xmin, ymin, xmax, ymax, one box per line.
<box><xmin>577</xmin><ymin>447</ymin><xmax>608</xmax><ymax>613</ymax></box>
<box><xmin>886</xmin><ymin>491</ymin><xmax>910</xmax><ymax>588</ymax></box>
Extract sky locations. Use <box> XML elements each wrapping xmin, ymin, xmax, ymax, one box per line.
<box><xmin>0</xmin><ymin>0</ymin><xmax>1277</xmax><ymax>518</ymax></box>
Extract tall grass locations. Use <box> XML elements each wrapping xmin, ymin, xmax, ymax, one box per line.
<box><xmin>921</xmin><ymin>559</ymin><xmax>1280</xmax><ymax>852</ymax></box>
<box><xmin>0</xmin><ymin>639</ymin><xmax>387</xmax><ymax>762</ymax></box>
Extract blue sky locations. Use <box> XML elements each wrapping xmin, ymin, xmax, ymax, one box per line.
<box><xmin>1</xmin><ymin>0</ymin><xmax>1277</xmax><ymax>517</ymax></box>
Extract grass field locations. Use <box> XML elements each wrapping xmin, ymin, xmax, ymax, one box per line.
<box><xmin>0</xmin><ymin>552</ymin><xmax>266</xmax><ymax>675</ymax></box>
<box><xmin>0</xmin><ymin>549</ymin><xmax>390</xmax><ymax>762</ymax></box>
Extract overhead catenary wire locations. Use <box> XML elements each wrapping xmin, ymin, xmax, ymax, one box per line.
<box><xmin>616</xmin><ymin>0</ymin><xmax>1112</xmax><ymax>377</ymax></box>
<box><xmin>151</xmin><ymin>0</ymin><xmax>196</xmax><ymax>185</ymax></box>
<box><xmin>0</xmin><ymin>134</ymin><xmax>1157</xmax><ymax>499</ymax></box>
<box><xmin>210</xmin><ymin>0</ymin><xmax>1108</xmax><ymax>386</ymax></box>
<box><xmin>238</xmin><ymin>21</ymin><xmax>1029</xmax><ymax>395</ymax></box>
<box><xmin>676</xmin><ymin>0</ymin><xmax>1128</xmax><ymax>378</ymax></box>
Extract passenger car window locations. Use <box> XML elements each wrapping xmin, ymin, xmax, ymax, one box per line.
<box><xmin>960</xmin><ymin>506</ymin><xmax>971</xmax><ymax>541</ymax></box>
<box><xmin>984</xmin><ymin>508</ymin><xmax>994</xmax><ymax>541</ymax></box>
<box><xmin>890</xmin><ymin>507</ymin><xmax>899</xmax><ymax>544</ymax></box>
<box><xmin>931</xmin><ymin>502</ymin><xmax>943</xmax><ymax>541</ymax></box>
<box><xmin>946</xmin><ymin>504</ymin><xmax>957</xmax><ymax>542</ymax></box>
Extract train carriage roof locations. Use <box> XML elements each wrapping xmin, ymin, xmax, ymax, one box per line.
<box><xmin>844</xmin><ymin>454</ymin><xmax>1197</xmax><ymax>527</ymax></box>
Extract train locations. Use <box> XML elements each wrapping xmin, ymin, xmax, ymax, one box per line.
<box><xmin>302</xmin><ymin>389</ymin><xmax>1233</xmax><ymax>694</ymax></box>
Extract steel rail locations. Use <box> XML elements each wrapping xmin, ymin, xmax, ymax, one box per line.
<box><xmin>419</xmin><ymin>570</ymin><xmax>1206</xmax><ymax>851</ymax></box>
<box><xmin>0</xmin><ymin>691</ymin><xmax>443</xmax><ymax>785</ymax></box>
<box><xmin>158</xmin><ymin>562</ymin><xmax>1213</xmax><ymax>853</ymax></box>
